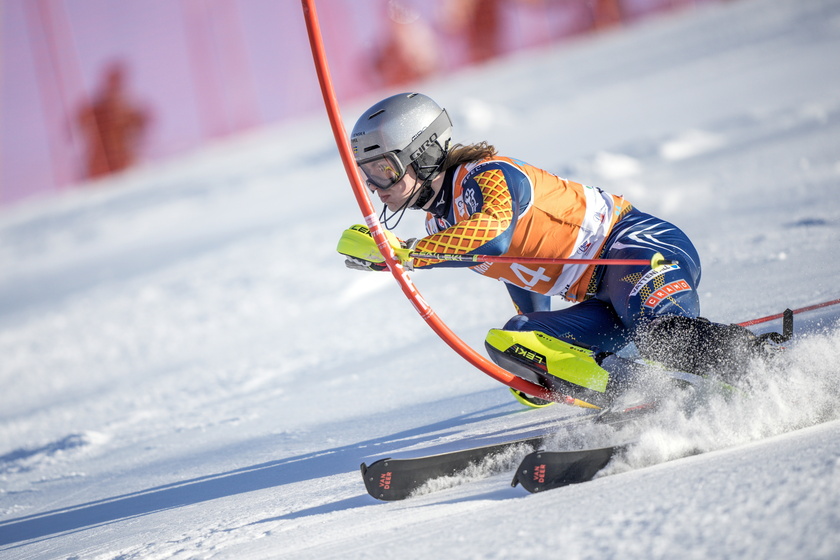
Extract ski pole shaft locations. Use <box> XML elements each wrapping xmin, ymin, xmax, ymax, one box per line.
<box><xmin>737</xmin><ymin>298</ymin><xmax>840</xmax><ymax>327</ymax></box>
<box><xmin>409</xmin><ymin>251</ymin><xmax>675</xmax><ymax>268</ymax></box>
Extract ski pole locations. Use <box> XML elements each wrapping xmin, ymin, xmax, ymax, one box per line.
<box><xmin>408</xmin><ymin>251</ymin><xmax>676</xmax><ymax>269</ymax></box>
<box><xmin>737</xmin><ymin>298</ymin><xmax>840</xmax><ymax>327</ymax></box>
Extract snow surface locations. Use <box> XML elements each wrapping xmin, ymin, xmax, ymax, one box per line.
<box><xmin>2</xmin><ymin>0</ymin><xmax>840</xmax><ymax>558</ymax></box>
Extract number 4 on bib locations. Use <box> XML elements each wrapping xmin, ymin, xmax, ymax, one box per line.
<box><xmin>510</xmin><ymin>263</ymin><xmax>550</xmax><ymax>288</ymax></box>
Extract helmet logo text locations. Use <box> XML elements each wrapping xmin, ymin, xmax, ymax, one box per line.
<box><xmin>411</xmin><ymin>133</ymin><xmax>437</xmax><ymax>161</ymax></box>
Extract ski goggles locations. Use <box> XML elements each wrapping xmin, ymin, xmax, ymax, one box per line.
<box><xmin>356</xmin><ymin>109</ymin><xmax>452</xmax><ymax>190</ymax></box>
<box><xmin>358</xmin><ymin>152</ymin><xmax>407</xmax><ymax>190</ymax></box>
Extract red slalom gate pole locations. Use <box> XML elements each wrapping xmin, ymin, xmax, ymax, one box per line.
<box><xmin>300</xmin><ymin>0</ymin><xmax>581</xmax><ymax>405</ymax></box>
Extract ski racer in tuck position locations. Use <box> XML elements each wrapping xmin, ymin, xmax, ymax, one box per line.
<box><xmin>338</xmin><ymin>92</ymin><xmax>775</xmax><ymax>408</ymax></box>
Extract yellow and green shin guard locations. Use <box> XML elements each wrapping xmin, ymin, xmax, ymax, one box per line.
<box><xmin>485</xmin><ymin>329</ymin><xmax>610</xmax><ymax>408</ymax></box>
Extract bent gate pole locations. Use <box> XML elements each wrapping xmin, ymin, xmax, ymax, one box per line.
<box><xmin>300</xmin><ymin>0</ymin><xmax>567</xmax><ymax>404</ymax></box>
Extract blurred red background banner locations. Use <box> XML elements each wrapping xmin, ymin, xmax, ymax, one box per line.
<box><xmin>1</xmin><ymin>0</ymin><xmax>717</xmax><ymax>207</ymax></box>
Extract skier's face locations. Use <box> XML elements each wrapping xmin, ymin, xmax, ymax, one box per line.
<box><xmin>367</xmin><ymin>165</ymin><xmax>422</xmax><ymax>211</ymax></box>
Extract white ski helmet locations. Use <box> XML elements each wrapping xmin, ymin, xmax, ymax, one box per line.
<box><xmin>351</xmin><ymin>93</ymin><xmax>452</xmax><ymax>196</ymax></box>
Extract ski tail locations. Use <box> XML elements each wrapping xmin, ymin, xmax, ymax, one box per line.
<box><xmin>360</xmin><ymin>435</ymin><xmax>545</xmax><ymax>501</ymax></box>
<box><xmin>511</xmin><ymin>444</ymin><xmax>627</xmax><ymax>493</ymax></box>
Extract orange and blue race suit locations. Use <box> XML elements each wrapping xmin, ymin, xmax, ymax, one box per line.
<box><xmin>414</xmin><ymin>157</ymin><xmax>702</xmax><ymax>354</ymax></box>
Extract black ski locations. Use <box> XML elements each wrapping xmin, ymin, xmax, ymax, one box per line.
<box><xmin>360</xmin><ymin>403</ymin><xmax>650</xmax><ymax>501</ymax></box>
<box><xmin>511</xmin><ymin>444</ymin><xmax>628</xmax><ymax>493</ymax></box>
<box><xmin>360</xmin><ymin>435</ymin><xmax>545</xmax><ymax>501</ymax></box>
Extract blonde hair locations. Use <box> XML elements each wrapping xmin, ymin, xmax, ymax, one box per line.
<box><xmin>443</xmin><ymin>141</ymin><xmax>497</xmax><ymax>170</ymax></box>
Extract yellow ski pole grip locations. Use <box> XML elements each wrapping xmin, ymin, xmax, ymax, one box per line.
<box><xmin>650</xmin><ymin>252</ymin><xmax>678</xmax><ymax>268</ymax></box>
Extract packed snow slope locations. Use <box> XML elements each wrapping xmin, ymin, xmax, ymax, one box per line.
<box><xmin>2</xmin><ymin>0</ymin><xmax>840</xmax><ymax>558</ymax></box>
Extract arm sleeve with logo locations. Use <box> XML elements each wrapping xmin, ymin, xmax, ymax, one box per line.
<box><xmin>413</xmin><ymin>168</ymin><xmax>517</xmax><ymax>268</ymax></box>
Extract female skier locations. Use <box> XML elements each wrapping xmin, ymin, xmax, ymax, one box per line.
<box><xmin>338</xmin><ymin>92</ymin><xmax>772</xmax><ymax>407</ymax></box>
